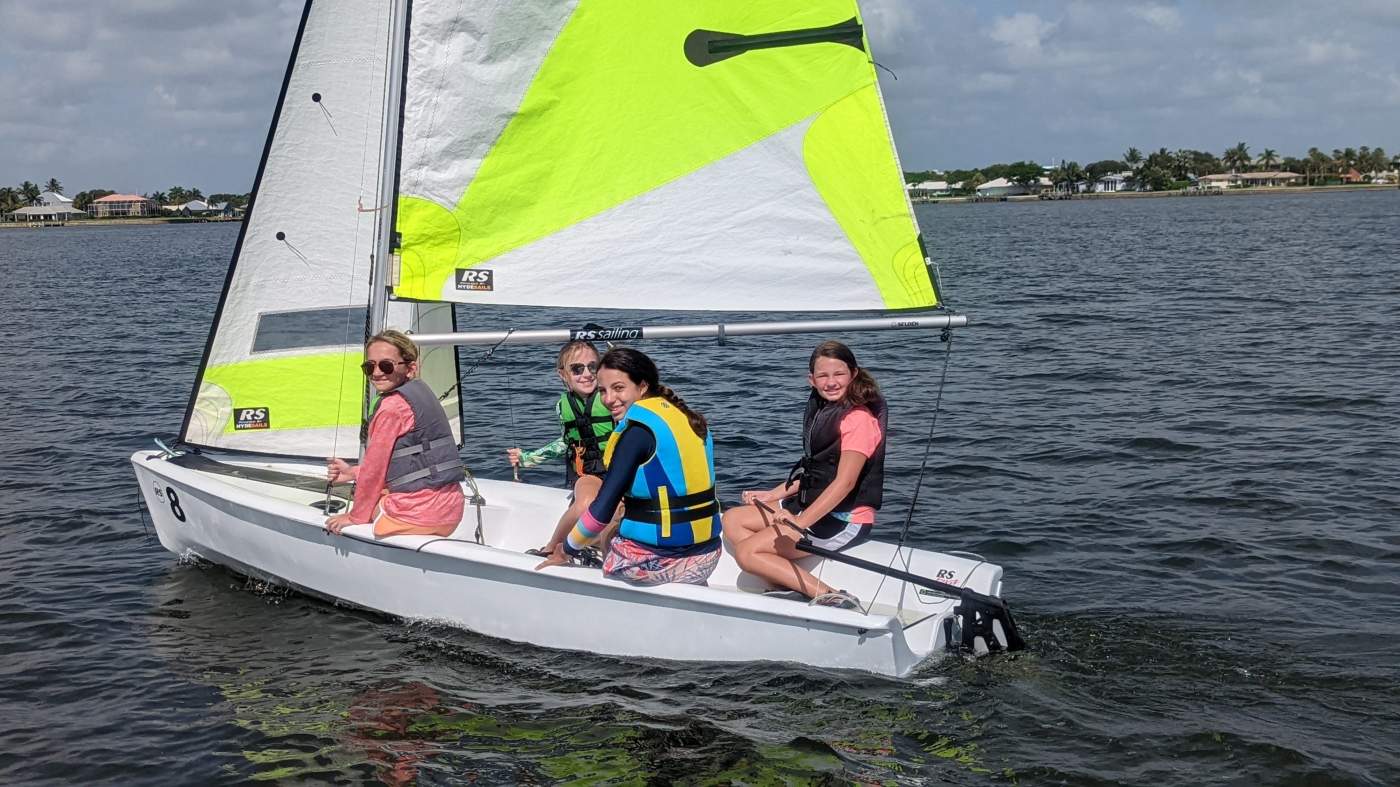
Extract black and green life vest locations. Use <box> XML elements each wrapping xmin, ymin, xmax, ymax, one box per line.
<box><xmin>558</xmin><ymin>390</ymin><xmax>614</xmax><ymax>485</ymax></box>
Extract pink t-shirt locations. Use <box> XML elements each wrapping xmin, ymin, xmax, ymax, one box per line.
<box><xmin>838</xmin><ymin>407</ymin><xmax>882</xmax><ymax>525</ymax></box>
<box><xmin>350</xmin><ymin>394</ymin><xmax>465</xmax><ymax>527</ymax></box>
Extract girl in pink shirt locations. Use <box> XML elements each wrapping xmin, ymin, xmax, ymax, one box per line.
<box><xmin>722</xmin><ymin>341</ymin><xmax>886</xmax><ymax>610</ymax></box>
<box><xmin>324</xmin><ymin>330</ymin><xmax>465</xmax><ymax>538</ymax></box>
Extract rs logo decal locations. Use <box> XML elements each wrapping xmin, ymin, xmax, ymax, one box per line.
<box><xmin>234</xmin><ymin>407</ymin><xmax>270</xmax><ymax>430</ymax></box>
<box><xmin>455</xmin><ymin>268</ymin><xmax>494</xmax><ymax>291</ymax></box>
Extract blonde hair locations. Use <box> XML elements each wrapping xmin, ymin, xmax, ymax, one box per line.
<box><xmin>556</xmin><ymin>339</ymin><xmax>600</xmax><ymax>369</ymax></box>
<box><xmin>367</xmin><ymin>329</ymin><xmax>420</xmax><ymax>363</ymax></box>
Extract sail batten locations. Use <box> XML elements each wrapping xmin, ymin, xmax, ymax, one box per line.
<box><xmin>392</xmin><ymin>0</ymin><xmax>935</xmax><ymax>312</ymax></box>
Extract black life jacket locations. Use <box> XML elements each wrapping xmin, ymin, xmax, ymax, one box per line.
<box><xmin>788</xmin><ymin>391</ymin><xmax>886</xmax><ymax>514</ymax></box>
<box><xmin>382</xmin><ymin>378</ymin><xmax>465</xmax><ymax>493</ymax></box>
<box><xmin>558</xmin><ymin>390</ymin><xmax>613</xmax><ymax>485</ymax></box>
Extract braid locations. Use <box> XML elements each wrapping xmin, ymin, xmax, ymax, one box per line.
<box><xmin>654</xmin><ymin>384</ymin><xmax>707</xmax><ymax>437</ymax></box>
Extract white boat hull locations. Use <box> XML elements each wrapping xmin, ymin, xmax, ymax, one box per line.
<box><xmin>131</xmin><ymin>449</ymin><xmax>1007</xmax><ymax>677</ymax></box>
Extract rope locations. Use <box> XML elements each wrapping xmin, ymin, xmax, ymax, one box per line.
<box><xmin>861</xmin><ymin>327</ymin><xmax>955</xmax><ymax>614</ymax></box>
<box><xmin>322</xmin><ymin>65</ymin><xmax>381</xmax><ymax>515</ymax></box>
<box><xmin>134</xmin><ymin>489</ymin><xmax>153</xmax><ymax>542</ymax></box>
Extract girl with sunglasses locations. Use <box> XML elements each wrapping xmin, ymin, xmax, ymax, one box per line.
<box><xmin>720</xmin><ymin>341</ymin><xmax>886</xmax><ymax>610</ymax></box>
<box><xmin>508</xmin><ymin>341</ymin><xmax>620</xmax><ymax>557</ymax></box>
<box><xmin>325</xmin><ymin>330</ymin><xmax>466</xmax><ymax>538</ymax></box>
<box><xmin>536</xmin><ymin>348</ymin><xmax>722</xmax><ymax>586</ymax></box>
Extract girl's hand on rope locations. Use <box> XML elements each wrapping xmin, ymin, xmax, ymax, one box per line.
<box><xmin>326</xmin><ymin>458</ymin><xmax>355</xmax><ymax>484</ymax></box>
<box><xmin>324</xmin><ymin>512</ymin><xmax>355</xmax><ymax>534</ymax></box>
<box><xmin>506</xmin><ymin>448</ymin><xmax>522</xmax><ymax>467</ymax></box>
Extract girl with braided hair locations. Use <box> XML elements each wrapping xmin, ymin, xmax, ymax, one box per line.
<box><xmin>536</xmin><ymin>347</ymin><xmax>722</xmax><ymax>586</ymax></box>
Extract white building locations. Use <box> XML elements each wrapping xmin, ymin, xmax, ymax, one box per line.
<box><xmin>1096</xmin><ymin>172</ymin><xmax>1135</xmax><ymax>193</ymax></box>
<box><xmin>906</xmin><ymin>180</ymin><xmax>951</xmax><ymax>200</ymax></box>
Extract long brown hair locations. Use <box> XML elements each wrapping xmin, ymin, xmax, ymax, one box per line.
<box><xmin>599</xmin><ymin>347</ymin><xmax>707</xmax><ymax>437</ymax></box>
<box><xmin>809</xmin><ymin>340</ymin><xmax>880</xmax><ymax>407</ymax></box>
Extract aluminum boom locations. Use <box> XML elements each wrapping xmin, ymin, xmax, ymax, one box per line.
<box><xmin>411</xmin><ymin>314</ymin><xmax>967</xmax><ymax>347</ymax></box>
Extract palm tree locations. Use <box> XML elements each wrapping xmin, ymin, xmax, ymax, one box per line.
<box><xmin>44</xmin><ymin>177</ymin><xmax>63</xmax><ymax>195</ymax></box>
<box><xmin>1172</xmin><ymin>149</ymin><xmax>1194</xmax><ymax>180</ymax></box>
<box><xmin>19</xmin><ymin>181</ymin><xmax>41</xmax><ymax>205</ymax></box>
<box><xmin>1390</xmin><ymin>153</ymin><xmax>1400</xmax><ymax>172</ymax></box>
<box><xmin>1259</xmin><ymin>148</ymin><xmax>1278</xmax><ymax>171</ymax></box>
<box><xmin>1123</xmin><ymin>147</ymin><xmax>1143</xmax><ymax>169</ymax></box>
<box><xmin>1305</xmin><ymin>147</ymin><xmax>1323</xmax><ymax>184</ymax></box>
<box><xmin>1222</xmin><ymin>142</ymin><xmax>1250</xmax><ymax>173</ymax></box>
<box><xmin>0</xmin><ymin>186</ymin><xmax>19</xmax><ymax>214</ymax></box>
<box><xmin>1063</xmin><ymin>161</ymin><xmax>1085</xmax><ymax>193</ymax></box>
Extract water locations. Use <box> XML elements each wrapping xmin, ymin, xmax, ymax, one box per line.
<box><xmin>2</xmin><ymin>190</ymin><xmax>1397</xmax><ymax>785</ymax></box>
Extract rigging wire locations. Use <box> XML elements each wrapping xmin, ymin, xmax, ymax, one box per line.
<box><xmin>860</xmin><ymin>327</ymin><xmax>955</xmax><ymax>615</ymax></box>
<box><xmin>322</xmin><ymin>30</ymin><xmax>392</xmax><ymax>515</ymax></box>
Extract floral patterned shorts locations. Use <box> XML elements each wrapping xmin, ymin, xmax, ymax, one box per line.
<box><xmin>602</xmin><ymin>536</ymin><xmax>721</xmax><ymax>586</ymax></box>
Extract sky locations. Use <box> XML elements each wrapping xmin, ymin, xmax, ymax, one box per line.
<box><xmin>2</xmin><ymin>0</ymin><xmax>1397</xmax><ymax>195</ymax></box>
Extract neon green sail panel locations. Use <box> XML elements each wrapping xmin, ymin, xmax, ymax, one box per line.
<box><xmin>394</xmin><ymin>0</ymin><xmax>936</xmax><ymax>312</ymax></box>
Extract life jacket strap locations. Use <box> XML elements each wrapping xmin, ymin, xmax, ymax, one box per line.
<box><xmin>387</xmin><ymin>459</ymin><xmax>465</xmax><ymax>488</ymax></box>
<box><xmin>389</xmin><ymin>436</ymin><xmax>457</xmax><ymax>460</ymax></box>
<box><xmin>622</xmin><ymin>491</ymin><xmax>720</xmax><ymax>525</ymax></box>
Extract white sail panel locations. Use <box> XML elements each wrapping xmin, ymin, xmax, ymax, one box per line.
<box><xmin>409</xmin><ymin>119</ymin><xmax>887</xmax><ymax>311</ymax></box>
<box><xmin>182</xmin><ymin>0</ymin><xmax>395</xmax><ymax>458</ymax></box>
<box><xmin>392</xmin><ymin>1</ymin><xmax>936</xmax><ymax>312</ymax></box>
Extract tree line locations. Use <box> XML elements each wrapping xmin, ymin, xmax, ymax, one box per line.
<box><xmin>0</xmin><ymin>177</ymin><xmax>250</xmax><ymax>214</ymax></box>
<box><xmin>907</xmin><ymin>143</ymin><xmax>1400</xmax><ymax>195</ymax></box>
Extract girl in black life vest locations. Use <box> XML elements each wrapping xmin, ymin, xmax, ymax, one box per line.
<box><xmin>722</xmin><ymin>341</ymin><xmax>886</xmax><ymax>610</ymax></box>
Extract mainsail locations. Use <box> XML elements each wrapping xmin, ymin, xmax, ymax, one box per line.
<box><xmin>392</xmin><ymin>1</ymin><xmax>937</xmax><ymax>312</ymax></box>
<box><xmin>181</xmin><ymin>0</ymin><xmax>459</xmax><ymax>459</ymax></box>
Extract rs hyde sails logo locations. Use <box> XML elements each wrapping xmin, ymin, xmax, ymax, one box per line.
<box><xmin>455</xmin><ymin>268</ymin><xmax>494</xmax><ymax>291</ymax></box>
<box><xmin>234</xmin><ymin>407</ymin><xmax>270</xmax><ymax>430</ymax></box>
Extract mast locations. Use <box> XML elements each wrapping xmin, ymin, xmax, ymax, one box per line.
<box><xmin>368</xmin><ymin>0</ymin><xmax>410</xmax><ymax>336</ymax></box>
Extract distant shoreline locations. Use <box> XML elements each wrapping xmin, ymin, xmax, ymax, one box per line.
<box><xmin>917</xmin><ymin>183</ymin><xmax>1397</xmax><ymax>204</ymax></box>
<box><xmin>0</xmin><ymin>216</ymin><xmax>241</xmax><ymax>230</ymax></box>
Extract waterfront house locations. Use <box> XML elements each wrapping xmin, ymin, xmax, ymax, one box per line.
<box><xmin>37</xmin><ymin>191</ymin><xmax>73</xmax><ymax>207</ymax></box>
<box><xmin>1340</xmin><ymin>168</ymin><xmax>1364</xmax><ymax>184</ymax></box>
<box><xmin>90</xmin><ymin>194</ymin><xmax>157</xmax><ymax>217</ymax></box>
<box><xmin>1198</xmin><ymin>171</ymin><xmax>1302</xmax><ymax>189</ymax></box>
<box><xmin>906</xmin><ymin>180</ymin><xmax>951</xmax><ymax>200</ymax></box>
<box><xmin>976</xmin><ymin>176</ymin><xmax>1051</xmax><ymax>197</ymax></box>
<box><xmin>164</xmin><ymin>199</ymin><xmax>217</xmax><ymax>216</ymax></box>
<box><xmin>1096</xmin><ymin>172</ymin><xmax>1134</xmax><ymax>193</ymax></box>
<box><xmin>5</xmin><ymin>204</ymin><xmax>89</xmax><ymax>223</ymax></box>
<box><xmin>1238</xmin><ymin>171</ymin><xmax>1302</xmax><ymax>187</ymax></box>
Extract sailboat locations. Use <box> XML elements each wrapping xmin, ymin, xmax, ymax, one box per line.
<box><xmin>131</xmin><ymin>0</ymin><xmax>1021</xmax><ymax>677</ymax></box>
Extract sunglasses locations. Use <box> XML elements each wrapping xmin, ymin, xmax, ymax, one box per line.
<box><xmin>566</xmin><ymin>362</ymin><xmax>599</xmax><ymax>376</ymax></box>
<box><xmin>361</xmin><ymin>359</ymin><xmax>408</xmax><ymax>376</ymax></box>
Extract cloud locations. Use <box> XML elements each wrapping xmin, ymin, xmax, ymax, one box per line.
<box><xmin>1130</xmin><ymin>4</ymin><xmax>1183</xmax><ymax>31</ymax></box>
<box><xmin>0</xmin><ymin>0</ymin><xmax>1396</xmax><ymax>191</ymax></box>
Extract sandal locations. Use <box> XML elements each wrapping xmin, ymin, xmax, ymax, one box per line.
<box><xmin>809</xmin><ymin>590</ymin><xmax>861</xmax><ymax>610</ymax></box>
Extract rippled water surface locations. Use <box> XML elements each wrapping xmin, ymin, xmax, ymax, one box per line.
<box><xmin>2</xmin><ymin>190</ymin><xmax>1398</xmax><ymax>785</ymax></box>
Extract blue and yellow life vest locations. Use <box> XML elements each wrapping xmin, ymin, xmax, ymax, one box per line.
<box><xmin>604</xmin><ymin>397</ymin><xmax>719</xmax><ymax>548</ymax></box>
